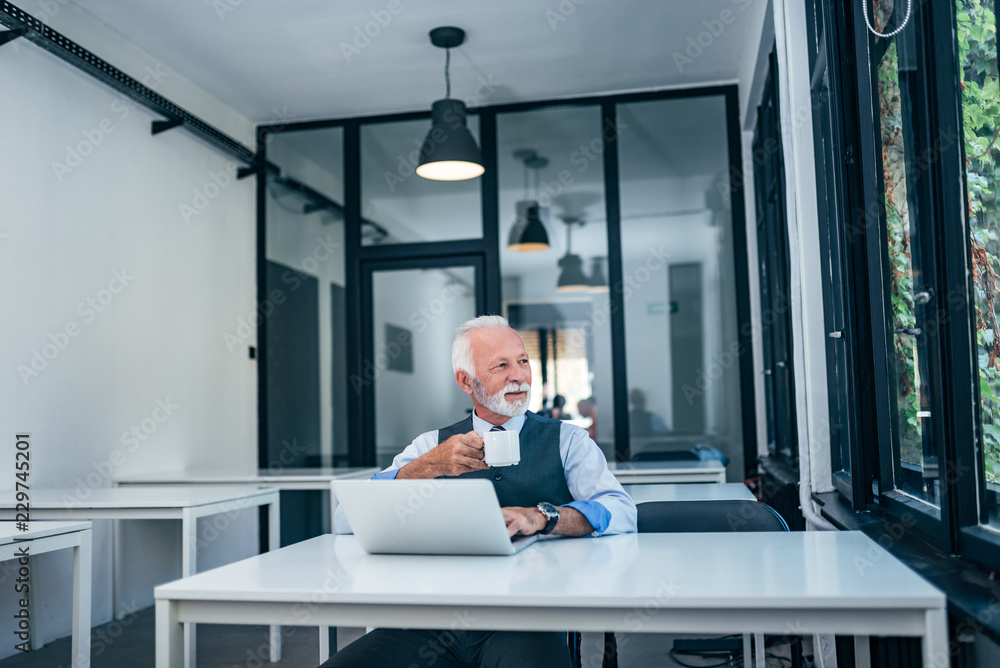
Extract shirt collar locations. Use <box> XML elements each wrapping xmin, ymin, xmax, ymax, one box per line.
<box><xmin>471</xmin><ymin>411</ymin><xmax>526</xmax><ymax>437</ymax></box>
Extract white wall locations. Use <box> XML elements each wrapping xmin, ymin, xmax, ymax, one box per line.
<box><xmin>0</xmin><ymin>5</ymin><xmax>258</xmax><ymax>656</ymax></box>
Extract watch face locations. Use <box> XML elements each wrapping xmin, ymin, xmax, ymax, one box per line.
<box><xmin>537</xmin><ymin>502</ymin><xmax>559</xmax><ymax>533</ymax></box>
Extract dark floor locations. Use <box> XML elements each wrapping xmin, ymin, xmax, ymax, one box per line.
<box><xmin>0</xmin><ymin>606</ymin><xmax>804</xmax><ymax>667</ymax></box>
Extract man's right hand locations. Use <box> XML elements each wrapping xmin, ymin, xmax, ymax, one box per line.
<box><xmin>396</xmin><ymin>431</ymin><xmax>488</xmax><ymax>479</ymax></box>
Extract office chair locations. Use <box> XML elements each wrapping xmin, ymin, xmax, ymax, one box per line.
<box><xmin>602</xmin><ymin>500</ymin><xmax>789</xmax><ymax>668</ymax></box>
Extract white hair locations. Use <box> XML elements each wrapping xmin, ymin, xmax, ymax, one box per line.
<box><xmin>452</xmin><ymin>315</ymin><xmax>514</xmax><ymax>375</ymax></box>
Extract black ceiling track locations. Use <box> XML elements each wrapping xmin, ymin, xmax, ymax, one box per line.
<box><xmin>0</xmin><ymin>1</ymin><xmax>257</xmax><ymax>166</ymax></box>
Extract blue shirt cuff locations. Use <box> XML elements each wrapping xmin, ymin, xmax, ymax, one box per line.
<box><xmin>371</xmin><ymin>469</ymin><xmax>399</xmax><ymax>480</ymax></box>
<box><xmin>565</xmin><ymin>500</ymin><xmax>610</xmax><ymax>533</ymax></box>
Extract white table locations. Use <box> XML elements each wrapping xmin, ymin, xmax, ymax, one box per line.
<box><xmin>114</xmin><ymin>467</ymin><xmax>379</xmax><ymax>491</ymax></box>
<box><xmin>622</xmin><ymin>482</ymin><xmax>755</xmax><ymax>502</ymax></box>
<box><xmin>609</xmin><ymin>459</ymin><xmax>727</xmax><ymax>484</ymax></box>
<box><xmin>0</xmin><ymin>486</ymin><xmax>280</xmax><ymax>668</ymax></box>
<box><xmin>154</xmin><ymin>531</ymin><xmax>948</xmax><ymax>668</ymax></box>
<box><xmin>0</xmin><ymin>521</ymin><xmax>92</xmax><ymax>667</ymax></box>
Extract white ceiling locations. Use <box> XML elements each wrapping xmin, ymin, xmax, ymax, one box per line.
<box><xmin>70</xmin><ymin>0</ymin><xmax>758</xmax><ymax>123</ymax></box>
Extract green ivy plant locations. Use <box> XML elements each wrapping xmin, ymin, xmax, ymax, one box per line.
<box><xmin>876</xmin><ymin>34</ymin><xmax>924</xmax><ymax>467</ymax></box>
<box><xmin>958</xmin><ymin>0</ymin><xmax>1000</xmax><ymax>482</ymax></box>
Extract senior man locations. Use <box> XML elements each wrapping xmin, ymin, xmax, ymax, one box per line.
<box><xmin>325</xmin><ymin>314</ymin><xmax>636</xmax><ymax>668</ymax></box>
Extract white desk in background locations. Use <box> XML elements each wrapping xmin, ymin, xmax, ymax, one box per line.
<box><xmin>0</xmin><ymin>486</ymin><xmax>279</xmax><ymax>668</ymax></box>
<box><xmin>608</xmin><ymin>459</ymin><xmax>726</xmax><ymax>484</ymax></box>
<box><xmin>154</xmin><ymin>531</ymin><xmax>948</xmax><ymax>668</ymax></box>
<box><xmin>621</xmin><ymin>482</ymin><xmax>755</xmax><ymax>503</ymax></box>
<box><xmin>114</xmin><ymin>466</ymin><xmax>379</xmax><ymax>491</ymax></box>
<box><xmin>116</xmin><ymin>467</ymin><xmax>379</xmax><ymax>533</ymax></box>
<box><xmin>0</xmin><ymin>521</ymin><xmax>92</xmax><ymax>668</ymax></box>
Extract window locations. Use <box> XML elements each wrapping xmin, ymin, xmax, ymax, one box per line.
<box><xmin>869</xmin><ymin>2</ymin><xmax>942</xmax><ymax>511</ymax></box>
<box><xmin>753</xmin><ymin>57</ymin><xmax>797</xmax><ymax>470</ymax></box>
<box><xmin>814</xmin><ymin>0</ymin><xmax>1000</xmax><ymax>568</ymax></box>
<box><xmin>959</xmin><ymin>0</ymin><xmax>1000</xmax><ymax>532</ymax></box>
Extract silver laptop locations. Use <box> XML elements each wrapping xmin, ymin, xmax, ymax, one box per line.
<box><xmin>332</xmin><ymin>479</ymin><xmax>539</xmax><ymax>556</ymax></box>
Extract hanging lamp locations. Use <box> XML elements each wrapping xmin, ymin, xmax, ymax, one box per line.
<box><xmin>416</xmin><ymin>27</ymin><xmax>484</xmax><ymax>181</ymax></box>
<box><xmin>588</xmin><ymin>257</ymin><xmax>609</xmax><ymax>292</ymax></box>
<box><xmin>507</xmin><ymin>150</ymin><xmax>551</xmax><ymax>251</ymax></box>
<box><xmin>556</xmin><ymin>219</ymin><xmax>590</xmax><ymax>292</ymax></box>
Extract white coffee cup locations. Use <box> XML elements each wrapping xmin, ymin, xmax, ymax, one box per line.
<box><xmin>483</xmin><ymin>430</ymin><xmax>520</xmax><ymax>467</ymax></box>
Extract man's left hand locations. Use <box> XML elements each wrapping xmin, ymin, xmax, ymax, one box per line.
<box><xmin>501</xmin><ymin>506</ymin><xmax>546</xmax><ymax>538</ymax></box>
<box><xmin>500</xmin><ymin>505</ymin><xmax>595</xmax><ymax>538</ymax></box>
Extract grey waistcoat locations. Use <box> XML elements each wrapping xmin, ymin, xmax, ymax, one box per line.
<box><xmin>437</xmin><ymin>411</ymin><xmax>573</xmax><ymax>508</ymax></box>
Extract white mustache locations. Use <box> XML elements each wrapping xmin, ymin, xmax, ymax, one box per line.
<box><xmin>503</xmin><ymin>383</ymin><xmax>531</xmax><ymax>394</ymax></box>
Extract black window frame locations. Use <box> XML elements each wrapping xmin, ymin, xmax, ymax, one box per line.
<box><xmin>816</xmin><ymin>0</ymin><xmax>1000</xmax><ymax>569</ymax></box>
<box><xmin>753</xmin><ymin>48</ymin><xmax>800</xmax><ymax>470</ymax></box>
<box><xmin>256</xmin><ymin>86</ymin><xmax>759</xmax><ymax>476</ymax></box>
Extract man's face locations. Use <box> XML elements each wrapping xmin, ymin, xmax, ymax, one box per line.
<box><xmin>467</xmin><ymin>328</ymin><xmax>532</xmax><ymax>417</ymax></box>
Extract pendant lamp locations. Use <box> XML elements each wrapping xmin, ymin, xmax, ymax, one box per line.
<box><xmin>416</xmin><ymin>27</ymin><xmax>484</xmax><ymax>181</ymax></box>
<box><xmin>588</xmin><ymin>257</ymin><xmax>609</xmax><ymax>292</ymax></box>
<box><xmin>507</xmin><ymin>150</ymin><xmax>551</xmax><ymax>251</ymax></box>
<box><xmin>556</xmin><ymin>219</ymin><xmax>589</xmax><ymax>292</ymax></box>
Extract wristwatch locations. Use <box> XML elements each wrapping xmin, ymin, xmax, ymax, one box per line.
<box><xmin>536</xmin><ymin>502</ymin><xmax>560</xmax><ymax>534</ymax></box>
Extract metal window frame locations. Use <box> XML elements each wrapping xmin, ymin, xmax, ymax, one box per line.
<box><xmin>257</xmin><ymin>86</ymin><xmax>756</xmax><ymax>471</ymax></box>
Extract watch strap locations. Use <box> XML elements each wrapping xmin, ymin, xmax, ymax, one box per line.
<box><xmin>537</xmin><ymin>502</ymin><xmax>560</xmax><ymax>534</ymax></box>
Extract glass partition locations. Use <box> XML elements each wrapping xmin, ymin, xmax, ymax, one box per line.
<box><xmin>617</xmin><ymin>96</ymin><xmax>743</xmax><ymax>477</ymax></box>
<box><xmin>361</xmin><ymin>118</ymin><xmax>482</xmax><ymax>245</ymax></box>
<box><xmin>265</xmin><ymin>127</ymin><xmax>347</xmax><ymax>468</ymax></box>
<box><xmin>497</xmin><ymin>105</ymin><xmax>616</xmax><ymax>461</ymax></box>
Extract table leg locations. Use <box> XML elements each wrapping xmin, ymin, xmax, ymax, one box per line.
<box><xmin>72</xmin><ymin>530</ymin><xmax>92</xmax><ymax>668</ymax></box>
<box><xmin>268</xmin><ymin>497</ymin><xmax>282</xmax><ymax>663</ymax></box>
<box><xmin>156</xmin><ymin>599</ymin><xmax>184</xmax><ymax>668</ymax></box>
<box><xmin>319</xmin><ymin>627</ymin><xmax>330</xmax><ymax>663</ymax></box>
<box><xmin>854</xmin><ymin>636</ymin><xmax>871</xmax><ymax>668</ymax></box>
<box><xmin>182</xmin><ymin>508</ymin><xmax>196</xmax><ymax>668</ymax></box>
<box><xmin>742</xmin><ymin>633</ymin><xmax>752</xmax><ymax>668</ymax></box>
<box><xmin>113</xmin><ymin>518</ymin><xmax>122</xmax><ymax>619</ymax></box>
<box><xmin>755</xmin><ymin>633</ymin><xmax>765</xmax><ymax>668</ymax></box>
<box><xmin>924</xmin><ymin>608</ymin><xmax>950</xmax><ymax>668</ymax></box>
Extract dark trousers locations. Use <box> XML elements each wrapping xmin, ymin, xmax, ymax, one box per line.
<box><xmin>318</xmin><ymin>628</ymin><xmax>572</xmax><ymax>668</ymax></box>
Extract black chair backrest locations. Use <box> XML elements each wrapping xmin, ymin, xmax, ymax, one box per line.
<box><xmin>631</xmin><ymin>450</ymin><xmax>699</xmax><ymax>462</ymax></box>
<box><xmin>636</xmin><ymin>499</ymin><xmax>790</xmax><ymax>533</ymax></box>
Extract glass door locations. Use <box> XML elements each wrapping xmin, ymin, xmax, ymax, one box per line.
<box><xmin>361</xmin><ymin>256</ymin><xmax>484</xmax><ymax>467</ymax></box>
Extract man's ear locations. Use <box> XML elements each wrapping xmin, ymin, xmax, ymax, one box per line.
<box><xmin>455</xmin><ymin>370</ymin><xmax>475</xmax><ymax>396</ymax></box>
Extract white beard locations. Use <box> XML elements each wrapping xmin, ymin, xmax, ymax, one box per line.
<box><xmin>472</xmin><ymin>378</ymin><xmax>531</xmax><ymax>417</ymax></box>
